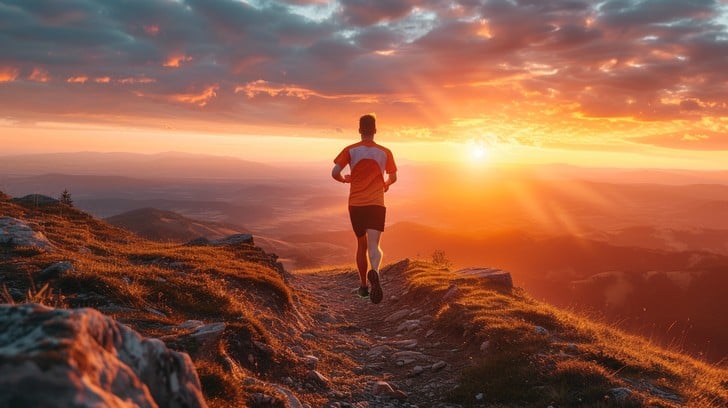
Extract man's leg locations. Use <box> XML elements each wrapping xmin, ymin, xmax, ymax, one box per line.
<box><xmin>366</xmin><ymin>229</ymin><xmax>383</xmax><ymax>272</ymax></box>
<box><xmin>356</xmin><ymin>234</ymin><xmax>368</xmax><ymax>287</ymax></box>
<box><xmin>366</xmin><ymin>229</ymin><xmax>384</xmax><ymax>304</ymax></box>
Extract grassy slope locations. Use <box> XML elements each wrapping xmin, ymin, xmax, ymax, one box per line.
<box><xmin>0</xmin><ymin>194</ymin><xmax>302</xmax><ymax>407</ymax></box>
<box><xmin>398</xmin><ymin>261</ymin><xmax>727</xmax><ymax>407</ymax></box>
<box><xmin>1</xmin><ymin>192</ymin><xmax>726</xmax><ymax>407</ymax></box>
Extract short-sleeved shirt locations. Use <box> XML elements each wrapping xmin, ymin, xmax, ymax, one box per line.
<box><xmin>334</xmin><ymin>139</ymin><xmax>397</xmax><ymax>207</ymax></box>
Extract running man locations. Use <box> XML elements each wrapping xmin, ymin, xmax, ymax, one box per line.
<box><xmin>332</xmin><ymin>114</ymin><xmax>397</xmax><ymax>304</ymax></box>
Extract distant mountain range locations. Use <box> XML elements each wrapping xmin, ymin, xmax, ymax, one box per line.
<box><xmin>0</xmin><ymin>151</ymin><xmax>280</xmax><ymax>179</ymax></box>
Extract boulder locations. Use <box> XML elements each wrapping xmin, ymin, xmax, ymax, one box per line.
<box><xmin>0</xmin><ymin>217</ymin><xmax>53</xmax><ymax>251</ymax></box>
<box><xmin>0</xmin><ymin>304</ymin><xmax>207</xmax><ymax>408</ymax></box>
<box><xmin>38</xmin><ymin>261</ymin><xmax>74</xmax><ymax>280</ymax></box>
<box><xmin>456</xmin><ymin>267</ymin><xmax>513</xmax><ymax>290</ymax></box>
<box><xmin>11</xmin><ymin>194</ymin><xmax>59</xmax><ymax>207</ymax></box>
<box><xmin>210</xmin><ymin>233</ymin><xmax>254</xmax><ymax>246</ymax></box>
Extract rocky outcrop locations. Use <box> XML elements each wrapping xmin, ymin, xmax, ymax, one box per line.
<box><xmin>457</xmin><ymin>267</ymin><xmax>513</xmax><ymax>290</ymax></box>
<box><xmin>0</xmin><ymin>217</ymin><xmax>53</xmax><ymax>251</ymax></box>
<box><xmin>0</xmin><ymin>304</ymin><xmax>207</xmax><ymax>408</ymax></box>
<box><xmin>186</xmin><ymin>233</ymin><xmax>285</xmax><ymax>276</ymax></box>
<box><xmin>10</xmin><ymin>194</ymin><xmax>59</xmax><ymax>207</ymax></box>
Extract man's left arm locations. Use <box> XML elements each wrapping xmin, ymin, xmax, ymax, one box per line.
<box><xmin>384</xmin><ymin>171</ymin><xmax>397</xmax><ymax>192</ymax></box>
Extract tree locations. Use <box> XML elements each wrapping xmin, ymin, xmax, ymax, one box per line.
<box><xmin>431</xmin><ymin>249</ymin><xmax>453</xmax><ymax>269</ymax></box>
<box><xmin>59</xmin><ymin>189</ymin><xmax>73</xmax><ymax>207</ymax></box>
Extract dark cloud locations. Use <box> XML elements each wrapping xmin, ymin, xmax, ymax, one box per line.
<box><xmin>339</xmin><ymin>0</ymin><xmax>419</xmax><ymax>26</ymax></box>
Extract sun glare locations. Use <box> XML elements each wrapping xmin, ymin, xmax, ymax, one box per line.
<box><xmin>470</xmin><ymin>144</ymin><xmax>488</xmax><ymax>161</ymax></box>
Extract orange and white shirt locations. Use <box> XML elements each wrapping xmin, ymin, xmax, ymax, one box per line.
<box><xmin>334</xmin><ymin>140</ymin><xmax>397</xmax><ymax>207</ymax></box>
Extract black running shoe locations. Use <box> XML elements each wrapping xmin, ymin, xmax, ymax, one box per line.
<box><xmin>367</xmin><ymin>269</ymin><xmax>383</xmax><ymax>304</ymax></box>
<box><xmin>357</xmin><ymin>286</ymin><xmax>369</xmax><ymax>298</ymax></box>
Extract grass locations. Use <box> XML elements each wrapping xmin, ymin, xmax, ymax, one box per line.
<box><xmin>400</xmin><ymin>260</ymin><xmax>728</xmax><ymax>408</ymax></box>
<box><xmin>0</xmin><ymin>194</ymin><xmax>301</xmax><ymax>407</ymax></box>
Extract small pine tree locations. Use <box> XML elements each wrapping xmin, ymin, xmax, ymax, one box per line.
<box><xmin>59</xmin><ymin>189</ymin><xmax>73</xmax><ymax>207</ymax></box>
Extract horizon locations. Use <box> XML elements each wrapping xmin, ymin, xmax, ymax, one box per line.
<box><xmin>1</xmin><ymin>1</ymin><xmax>727</xmax><ymax>170</ymax></box>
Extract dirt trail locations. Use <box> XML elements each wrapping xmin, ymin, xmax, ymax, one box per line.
<box><xmin>290</xmin><ymin>262</ymin><xmax>471</xmax><ymax>408</ymax></box>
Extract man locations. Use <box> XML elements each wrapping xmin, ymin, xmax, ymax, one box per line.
<box><xmin>332</xmin><ymin>114</ymin><xmax>397</xmax><ymax>304</ymax></box>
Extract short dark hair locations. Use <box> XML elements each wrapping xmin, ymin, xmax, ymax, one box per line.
<box><xmin>359</xmin><ymin>114</ymin><xmax>376</xmax><ymax>135</ymax></box>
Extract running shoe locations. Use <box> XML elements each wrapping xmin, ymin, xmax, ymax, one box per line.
<box><xmin>367</xmin><ymin>269</ymin><xmax>383</xmax><ymax>304</ymax></box>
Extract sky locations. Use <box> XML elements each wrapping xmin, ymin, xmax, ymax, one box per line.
<box><xmin>0</xmin><ymin>0</ymin><xmax>727</xmax><ymax>168</ymax></box>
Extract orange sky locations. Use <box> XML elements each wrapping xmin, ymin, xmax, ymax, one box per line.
<box><xmin>0</xmin><ymin>1</ymin><xmax>726</xmax><ymax>169</ymax></box>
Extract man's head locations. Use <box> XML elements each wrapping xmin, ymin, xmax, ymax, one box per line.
<box><xmin>359</xmin><ymin>114</ymin><xmax>377</xmax><ymax>138</ymax></box>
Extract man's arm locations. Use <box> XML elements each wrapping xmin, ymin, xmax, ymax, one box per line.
<box><xmin>384</xmin><ymin>171</ymin><xmax>397</xmax><ymax>192</ymax></box>
<box><xmin>331</xmin><ymin>164</ymin><xmax>351</xmax><ymax>183</ymax></box>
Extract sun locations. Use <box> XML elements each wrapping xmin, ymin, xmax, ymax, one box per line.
<box><xmin>470</xmin><ymin>144</ymin><xmax>488</xmax><ymax>161</ymax></box>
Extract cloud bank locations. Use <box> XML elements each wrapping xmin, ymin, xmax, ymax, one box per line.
<box><xmin>0</xmin><ymin>0</ymin><xmax>726</xmax><ymax>149</ymax></box>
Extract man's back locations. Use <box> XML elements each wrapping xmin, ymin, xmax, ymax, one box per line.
<box><xmin>334</xmin><ymin>140</ymin><xmax>396</xmax><ymax>207</ymax></box>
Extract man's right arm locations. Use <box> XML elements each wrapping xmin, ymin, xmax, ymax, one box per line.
<box><xmin>331</xmin><ymin>164</ymin><xmax>350</xmax><ymax>183</ymax></box>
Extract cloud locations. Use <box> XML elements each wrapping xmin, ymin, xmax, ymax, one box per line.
<box><xmin>635</xmin><ymin>130</ymin><xmax>728</xmax><ymax>150</ymax></box>
<box><xmin>0</xmin><ymin>0</ymin><xmax>725</xmax><ymax>150</ymax></box>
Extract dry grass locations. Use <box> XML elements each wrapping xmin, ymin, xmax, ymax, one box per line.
<box><xmin>0</xmin><ymin>195</ymin><xmax>300</xmax><ymax>407</ymax></box>
<box><xmin>400</xmin><ymin>260</ymin><xmax>728</xmax><ymax>407</ymax></box>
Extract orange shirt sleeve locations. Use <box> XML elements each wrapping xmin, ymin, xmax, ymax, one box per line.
<box><xmin>385</xmin><ymin>148</ymin><xmax>397</xmax><ymax>174</ymax></box>
<box><xmin>334</xmin><ymin>147</ymin><xmax>350</xmax><ymax>167</ymax></box>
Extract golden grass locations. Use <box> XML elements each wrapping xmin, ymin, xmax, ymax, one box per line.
<box><xmin>401</xmin><ymin>260</ymin><xmax>727</xmax><ymax>407</ymax></box>
<box><xmin>0</xmin><ymin>195</ymin><xmax>299</xmax><ymax>407</ymax></box>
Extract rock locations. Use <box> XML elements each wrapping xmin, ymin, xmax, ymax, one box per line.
<box><xmin>367</xmin><ymin>345</ymin><xmax>389</xmax><ymax>358</ymax></box>
<box><xmin>353</xmin><ymin>338</ymin><xmax>369</xmax><ymax>347</ymax></box>
<box><xmin>0</xmin><ymin>303</ymin><xmax>207</xmax><ymax>408</ymax></box>
<box><xmin>390</xmin><ymin>339</ymin><xmax>418</xmax><ymax>348</ymax></box>
<box><xmin>392</xmin><ymin>350</ymin><xmax>425</xmax><ymax>362</ymax></box>
<box><xmin>384</xmin><ymin>308</ymin><xmax>411</xmax><ymax>323</ymax></box>
<box><xmin>307</xmin><ymin>370</ymin><xmax>329</xmax><ymax>387</ymax></box>
<box><xmin>190</xmin><ymin>322</ymin><xmax>226</xmax><ymax>344</ymax></box>
<box><xmin>38</xmin><ymin>261</ymin><xmax>74</xmax><ymax>280</ymax></box>
<box><xmin>425</xmin><ymin>329</ymin><xmax>435</xmax><ymax>338</ymax></box>
<box><xmin>412</xmin><ymin>365</ymin><xmax>424</xmax><ymax>376</ymax></box>
<box><xmin>303</xmin><ymin>355</ymin><xmax>319</xmax><ymax>369</ymax></box>
<box><xmin>372</xmin><ymin>381</ymin><xmax>407</xmax><ymax>400</ymax></box>
<box><xmin>442</xmin><ymin>284</ymin><xmax>459</xmax><ymax>302</ymax></box>
<box><xmin>475</xmin><ymin>393</ymin><xmax>484</xmax><ymax>401</ymax></box>
<box><xmin>178</xmin><ymin>320</ymin><xmax>205</xmax><ymax>330</ymax></box>
<box><xmin>480</xmin><ymin>340</ymin><xmax>490</xmax><ymax>352</ymax></box>
<box><xmin>10</xmin><ymin>194</ymin><xmax>59</xmax><ymax>207</ymax></box>
<box><xmin>456</xmin><ymin>267</ymin><xmax>513</xmax><ymax>290</ymax></box>
<box><xmin>534</xmin><ymin>326</ymin><xmax>549</xmax><ymax>336</ymax></box>
<box><xmin>396</xmin><ymin>319</ymin><xmax>421</xmax><ymax>333</ymax></box>
<box><xmin>211</xmin><ymin>233</ymin><xmax>254</xmax><ymax>246</ymax></box>
<box><xmin>432</xmin><ymin>360</ymin><xmax>447</xmax><ymax>371</ymax></box>
<box><xmin>0</xmin><ymin>217</ymin><xmax>53</xmax><ymax>251</ymax></box>
<box><xmin>608</xmin><ymin>387</ymin><xmax>633</xmax><ymax>402</ymax></box>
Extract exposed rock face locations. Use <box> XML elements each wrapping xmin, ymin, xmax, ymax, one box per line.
<box><xmin>0</xmin><ymin>304</ymin><xmax>207</xmax><ymax>408</ymax></box>
<box><xmin>38</xmin><ymin>261</ymin><xmax>74</xmax><ymax>280</ymax></box>
<box><xmin>10</xmin><ymin>194</ymin><xmax>59</xmax><ymax>207</ymax></box>
<box><xmin>0</xmin><ymin>217</ymin><xmax>53</xmax><ymax>251</ymax></box>
<box><xmin>186</xmin><ymin>233</ymin><xmax>285</xmax><ymax>276</ymax></box>
<box><xmin>457</xmin><ymin>267</ymin><xmax>513</xmax><ymax>290</ymax></box>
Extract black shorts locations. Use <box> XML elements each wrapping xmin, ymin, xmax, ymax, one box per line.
<box><xmin>349</xmin><ymin>205</ymin><xmax>386</xmax><ymax>237</ymax></box>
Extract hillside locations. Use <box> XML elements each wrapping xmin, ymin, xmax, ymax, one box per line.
<box><xmin>1</xmin><ymin>192</ymin><xmax>727</xmax><ymax>407</ymax></box>
<box><xmin>105</xmin><ymin>207</ymin><xmax>246</xmax><ymax>242</ymax></box>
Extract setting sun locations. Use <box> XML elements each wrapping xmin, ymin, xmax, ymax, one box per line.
<box><xmin>470</xmin><ymin>144</ymin><xmax>488</xmax><ymax>161</ymax></box>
